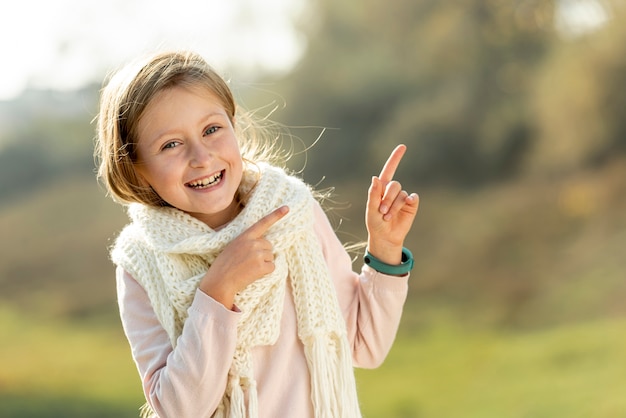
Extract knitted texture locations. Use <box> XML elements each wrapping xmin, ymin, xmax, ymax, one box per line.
<box><xmin>112</xmin><ymin>163</ymin><xmax>361</xmax><ymax>418</ymax></box>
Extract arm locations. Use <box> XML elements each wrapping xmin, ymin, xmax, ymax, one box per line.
<box><xmin>313</xmin><ymin>145</ymin><xmax>419</xmax><ymax>368</ymax></box>
<box><xmin>116</xmin><ymin>266</ymin><xmax>239</xmax><ymax>417</ymax></box>
<box><xmin>312</xmin><ymin>201</ymin><xmax>409</xmax><ymax>368</ymax></box>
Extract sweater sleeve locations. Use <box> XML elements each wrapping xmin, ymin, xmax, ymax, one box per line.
<box><xmin>116</xmin><ymin>266</ymin><xmax>240</xmax><ymax>418</ymax></box>
<box><xmin>312</xmin><ymin>200</ymin><xmax>410</xmax><ymax>369</ymax></box>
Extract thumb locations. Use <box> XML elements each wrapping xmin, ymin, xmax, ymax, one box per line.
<box><xmin>245</xmin><ymin>205</ymin><xmax>289</xmax><ymax>238</ymax></box>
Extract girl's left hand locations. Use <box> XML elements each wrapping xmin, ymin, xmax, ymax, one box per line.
<box><xmin>365</xmin><ymin>144</ymin><xmax>419</xmax><ymax>265</ymax></box>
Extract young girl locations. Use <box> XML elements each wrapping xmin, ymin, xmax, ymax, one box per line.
<box><xmin>96</xmin><ymin>50</ymin><xmax>419</xmax><ymax>418</ymax></box>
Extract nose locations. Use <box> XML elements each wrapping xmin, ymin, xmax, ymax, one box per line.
<box><xmin>188</xmin><ymin>139</ymin><xmax>212</xmax><ymax>168</ymax></box>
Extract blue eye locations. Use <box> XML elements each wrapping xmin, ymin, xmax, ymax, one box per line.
<box><xmin>204</xmin><ymin>126</ymin><xmax>219</xmax><ymax>136</ymax></box>
<box><xmin>162</xmin><ymin>141</ymin><xmax>180</xmax><ymax>150</ymax></box>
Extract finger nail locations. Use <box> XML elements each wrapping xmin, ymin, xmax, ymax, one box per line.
<box><xmin>379</xmin><ymin>204</ymin><xmax>388</xmax><ymax>214</ymax></box>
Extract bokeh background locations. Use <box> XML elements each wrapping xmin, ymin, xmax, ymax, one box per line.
<box><xmin>1</xmin><ymin>0</ymin><xmax>625</xmax><ymax>417</ymax></box>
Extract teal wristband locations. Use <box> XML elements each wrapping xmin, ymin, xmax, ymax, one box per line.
<box><xmin>364</xmin><ymin>247</ymin><xmax>414</xmax><ymax>276</ymax></box>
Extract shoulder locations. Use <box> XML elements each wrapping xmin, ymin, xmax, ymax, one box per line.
<box><xmin>110</xmin><ymin>220</ymin><xmax>151</xmax><ymax>266</ymax></box>
<box><xmin>311</xmin><ymin>199</ymin><xmax>340</xmax><ymax>245</ymax></box>
<box><xmin>257</xmin><ymin>163</ymin><xmax>312</xmax><ymax>193</ymax></box>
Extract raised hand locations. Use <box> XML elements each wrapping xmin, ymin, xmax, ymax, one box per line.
<box><xmin>365</xmin><ymin>144</ymin><xmax>419</xmax><ymax>265</ymax></box>
<box><xmin>199</xmin><ymin>205</ymin><xmax>289</xmax><ymax>309</ymax></box>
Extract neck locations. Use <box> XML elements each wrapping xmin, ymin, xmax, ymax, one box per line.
<box><xmin>198</xmin><ymin>193</ymin><xmax>244</xmax><ymax>229</ymax></box>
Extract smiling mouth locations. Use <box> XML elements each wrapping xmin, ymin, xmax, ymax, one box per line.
<box><xmin>186</xmin><ymin>171</ymin><xmax>224</xmax><ymax>189</ymax></box>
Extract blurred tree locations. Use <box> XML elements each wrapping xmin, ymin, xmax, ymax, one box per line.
<box><xmin>0</xmin><ymin>139</ymin><xmax>54</xmax><ymax>202</ymax></box>
<box><xmin>0</xmin><ymin>88</ymin><xmax>96</xmax><ymax>204</ymax></box>
<box><xmin>528</xmin><ymin>3</ymin><xmax>626</xmax><ymax>175</ymax></box>
<box><xmin>277</xmin><ymin>0</ymin><xmax>555</xmax><ymax>187</ymax></box>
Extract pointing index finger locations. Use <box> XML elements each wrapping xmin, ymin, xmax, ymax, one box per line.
<box><xmin>379</xmin><ymin>144</ymin><xmax>407</xmax><ymax>183</ymax></box>
<box><xmin>246</xmin><ymin>205</ymin><xmax>289</xmax><ymax>238</ymax></box>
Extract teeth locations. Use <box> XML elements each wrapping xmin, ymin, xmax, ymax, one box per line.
<box><xmin>188</xmin><ymin>172</ymin><xmax>222</xmax><ymax>188</ymax></box>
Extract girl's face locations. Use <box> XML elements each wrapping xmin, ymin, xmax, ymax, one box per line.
<box><xmin>135</xmin><ymin>85</ymin><xmax>243</xmax><ymax>228</ymax></box>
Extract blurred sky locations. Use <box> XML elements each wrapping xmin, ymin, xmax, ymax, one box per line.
<box><xmin>0</xmin><ymin>0</ymin><xmax>612</xmax><ymax>102</ymax></box>
<box><xmin>0</xmin><ymin>0</ymin><xmax>307</xmax><ymax>101</ymax></box>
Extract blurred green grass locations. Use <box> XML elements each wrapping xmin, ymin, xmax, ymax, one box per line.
<box><xmin>2</xmin><ymin>306</ymin><xmax>625</xmax><ymax>417</ymax></box>
<box><xmin>357</xmin><ymin>317</ymin><xmax>626</xmax><ymax>418</ymax></box>
<box><xmin>0</xmin><ymin>307</ymin><xmax>144</xmax><ymax>418</ymax></box>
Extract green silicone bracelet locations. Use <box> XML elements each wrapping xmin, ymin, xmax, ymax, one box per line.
<box><xmin>364</xmin><ymin>247</ymin><xmax>414</xmax><ymax>276</ymax></box>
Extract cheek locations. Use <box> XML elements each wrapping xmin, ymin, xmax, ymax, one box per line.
<box><xmin>232</xmin><ymin>149</ymin><xmax>244</xmax><ymax>173</ymax></box>
<box><xmin>136</xmin><ymin>173</ymin><xmax>152</xmax><ymax>189</ymax></box>
<box><xmin>132</xmin><ymin>163</ymin><xmax>150</xmax><ymax>187</ymax></box>
<box><xmin>232</xmin><ymin>136</ymin><xmax>244</xmax><ymax>160</ymax></box>
<box><xmin>133</xmin><ymin>160</ymin><xmax>169</xmax><ymax>190</ymax></box>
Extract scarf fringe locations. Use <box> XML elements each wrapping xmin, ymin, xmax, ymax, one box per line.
<box><xmin>228</xmin><ymin>376</ymin><xmax>246</xmax><ymax>418</ymax></box>
<box><xmin>214</xmin><ymin>398</ymin><xmax>228</xmax><ymax>418</ymax></box>
<box><xmin>139</xmin><ymin>402</ymin><xmax>156</xmax><ymax>418</ymax></box>
<box><xmin>248</xmin><ymin>379</ymin><xmax>259</xmax><ymax>418</ymax></box>
<box><xmin>306</xmin><ymin>334</ymin><xmax>361</xmax><ymax>418</ymax></box>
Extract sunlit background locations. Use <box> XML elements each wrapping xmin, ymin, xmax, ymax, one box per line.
<box><xmin>1</xmin><ymin>0</ymin><xmax>625</xmax><ymax>417</ymax></box>
<box><xmin>0</xmin><ymin>0</ymin><xmax>308</xmax><ymax>101</ymax></box>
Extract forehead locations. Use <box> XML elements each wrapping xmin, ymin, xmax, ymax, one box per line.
<box><xmin>136</xmin><ymin>85</ymin><xmax>229</xmax><ymax>142</ymax></box>
<box><xmin>152</xmin><ymin>83</ymin><xmax>225</xmax><ymax>107</ymax></box>
<box><xmin>141</xmin><ymin>84</ymin><xmax>227</xmax><ymax>122</ymax></box>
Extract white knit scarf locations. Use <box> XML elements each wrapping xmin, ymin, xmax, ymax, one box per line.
<box><xmin>112</xmin><ymin>163</ymin><xmax>361</xmax><ymax>418</ymax></box>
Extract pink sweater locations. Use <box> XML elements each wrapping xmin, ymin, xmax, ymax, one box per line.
<box><xmin>116</xmin><ymin>201</ymin><xmax>409</xmax><ymax>418</ymax></box>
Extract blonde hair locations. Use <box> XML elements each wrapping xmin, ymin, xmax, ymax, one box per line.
<box><xmin>95</xmin><ymin>50</ymin><xmax>286</xmax><ymax>206</ymax></box>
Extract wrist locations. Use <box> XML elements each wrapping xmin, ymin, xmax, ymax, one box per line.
<box><xmin>199</xmin><ymin>273</ymin><xmax>236</xmax><ymax>309</ymax></box>
<box><xmin>364</xmin><ymin>247</ymin><xmax>414</xmax><ymax>276</ymax></box>
<box><xmin>366</xmin><ymin>241</ymin><xmax>403</xmax><ymax>265</ymax></box>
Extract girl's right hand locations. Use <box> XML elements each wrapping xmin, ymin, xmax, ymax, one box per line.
<box><xmin>198</xmin><ymin>205</ymin><xmax>289</xmax><ymax>309</ymax></box>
